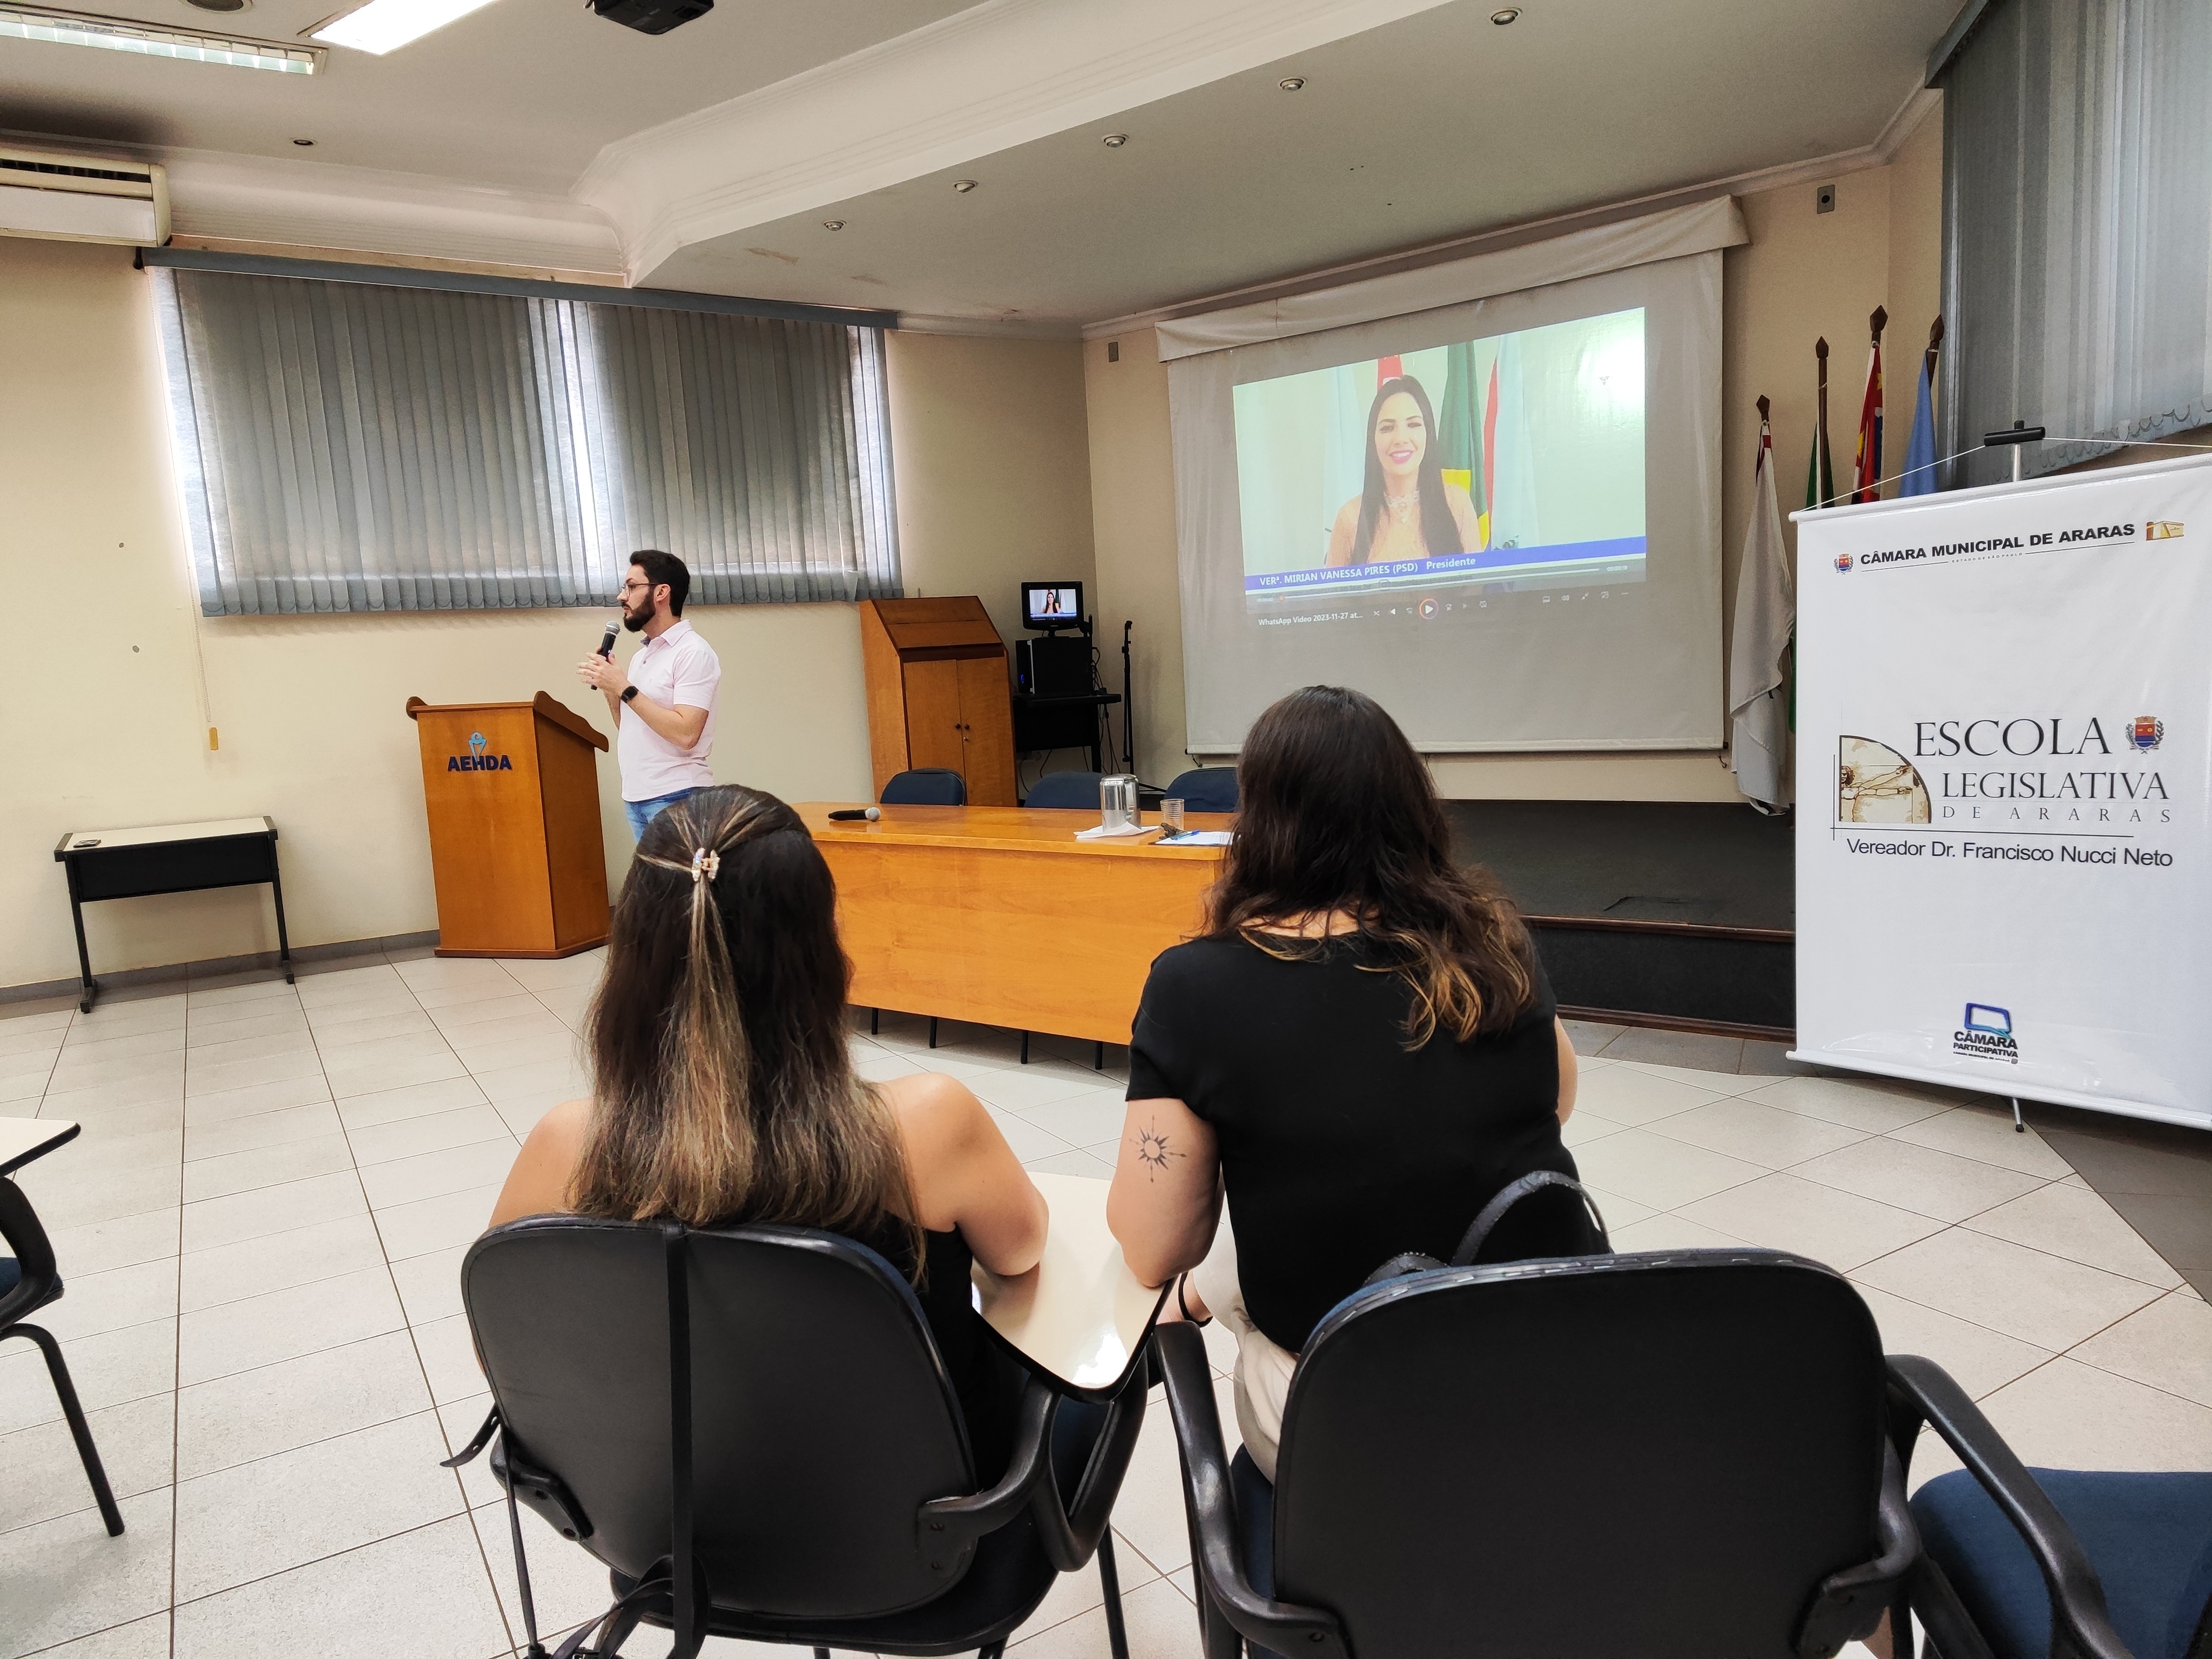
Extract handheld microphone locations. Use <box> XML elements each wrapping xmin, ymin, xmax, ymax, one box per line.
<box><xmin>827</xmin><ymin>807</ymin><xmax>881</xmax><ymax>822</ymax></box>
<box><xmin>596</xmin><ymin>621</ymin><xmax>618</xmax><ymax>658</ymax></box>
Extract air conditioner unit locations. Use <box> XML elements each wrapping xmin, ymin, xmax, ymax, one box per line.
<box><xmin>0</xmin><ymin>145</ymin><xmax>168</xmax><ymax>246</ymax></box>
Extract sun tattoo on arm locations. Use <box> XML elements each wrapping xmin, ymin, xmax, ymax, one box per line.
<box><xmin>1135</xmin><ymin>1120</ymin><xmax>1186</xmax><ymax>1182</ymax></box>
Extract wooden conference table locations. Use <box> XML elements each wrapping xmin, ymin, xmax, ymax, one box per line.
<box><xmin>798</xmin><ymin>803</ymin><xmax>1233</xmax><ymax>1046</ymax></box>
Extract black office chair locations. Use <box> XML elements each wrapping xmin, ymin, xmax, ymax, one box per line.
<box><xmin>450</xmin><ymin>1215</ymin><xmax>1147</xmax><ymax>1659</ymax></box>
<box><xmin>1022</xmin><ymin>771</ymin><xmax>1102</xmax><ymax>811</ymax></box>
<box><xmin>881</xmin><ymin>768</ymin><xmax>968</xmax><ymax>806</ymax></box>
<box><xmin>1163</xmin><ymin>768</ymin><xmax>1238</xmax><ymax>814</ymax></box>
<box><xmin>0</xmin><ymin>1176</ymin><xmax>124</xmax><ymax>1537</ymax></box>
<box><xmin>1889</xmin><ymin>1354</ymin><xmax>2212</xmax><ymax>1659</ymax></box>
<box><xmin>1159</xmin><ymin>1248</ymin><xmax>1916</xmax><ymax>1659</ymax></box>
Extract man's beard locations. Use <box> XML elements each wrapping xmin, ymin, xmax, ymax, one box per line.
<box><xmin>622</xmin><ymin>602</ymin><xmax>650</xmax><ymax>632</ymax></box>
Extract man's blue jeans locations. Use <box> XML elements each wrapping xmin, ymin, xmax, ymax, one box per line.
<box><xmin>624</xmin><ymin>789</ymin><xmax>696</xmax><ymax>840</ymax></box>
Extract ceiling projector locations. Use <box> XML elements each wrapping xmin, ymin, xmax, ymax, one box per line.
<box><xmin>588</xmin><ymin>0</ymin><xmax>711</xmax><ymax>34</ymax></box>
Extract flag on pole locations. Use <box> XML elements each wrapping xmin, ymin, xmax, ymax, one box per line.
<box><xmin>1852</xmin><ymin>307</ymin><xmax>1887</xmax><ymax>503</ymax></box>
<box><xmin>1482</xmin><ymin>357</ymin><xmax>1500</xmax><ymax>548</ymax></box>
<box><xmin>1436</xmin><ymin>339</ymin><xmax>1489</xmax><ymax>548</ymax></box>
<box><xmin>1898</xmin><ymin>315</ymin><xmax>1943</xmax><ymax>498</ymax></box>
<box><xmin>1805</xmin><ymin>337</ymin><xmax>1835</xmax><ymax>510</ymax></box>
<box><xmin>1730</xmin><ymin>399</ymin><xmax>1795</xmax><ymax>811</ymax></box>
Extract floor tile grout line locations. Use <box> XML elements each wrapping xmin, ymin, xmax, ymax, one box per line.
<box><xmin>171</xmin><ymin>1399</ymin><xmax>457</xmax><ymax>1498</ymax></box>
<box><xmin>1947</xmin><ymin>1210</ymin><xmax>2189</xmax><ymax>1291</ymax></box>
<box><xmin>161</xmin><ymin>1506</ymin><xmax>483</xmax><ymax>1626</ymax></box>
<box><xmin>315</xmin><ymin>950</ymin><xmax>525</xmax><ymax>1656</ymax></box>
<box><xmin>166</xmin><ymin>1054</ymin><xmax>185</xmax><ymax>1659</ymax></box>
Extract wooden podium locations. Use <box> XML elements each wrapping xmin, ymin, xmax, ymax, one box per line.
<box><xmin>406</xmin><ymin>692</ymin><xmax>611</xmax><ymax>959</ymax></box>
<box><xmin>859</xmin><ymin>597</ymin><xmax>1016</xmax><ymax>805</ymax></box>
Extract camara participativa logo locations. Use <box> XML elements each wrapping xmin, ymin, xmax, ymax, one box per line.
<box><xmin>1952</xmin><ymin>1002</ymin><xmax>2019</xmax><ymax>1065</ymax></box>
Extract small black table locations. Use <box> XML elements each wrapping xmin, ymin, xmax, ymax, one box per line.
<box><xmin>1011</xmin><ymin>690</ymin><xmax>1123</xmax><ymax>773</ymax></box>
<box><xmin>53</xmin><ymin>817</ymin><xmax>292</xmax><ymax>1012</ymax></box>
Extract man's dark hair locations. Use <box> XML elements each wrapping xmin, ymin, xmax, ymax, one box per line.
<box><xmin>630</xmin><ymin>549</ymin><xmax>690</xmax><ymax>616</ymax></box>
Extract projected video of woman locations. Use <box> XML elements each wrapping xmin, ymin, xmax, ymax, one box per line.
<box><xmin>1324</xmin><ymin>375</ymin><xmax>1481</xmax><ymax>567</ymax></box>
<box><xmin>1231</xmin><ymin>308</ymin><xmax>1648</xmax><ymax>607</ymax></box>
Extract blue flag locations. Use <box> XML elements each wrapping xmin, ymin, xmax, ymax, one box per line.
<box><xmin>1898</xmin><ymin>354</ymin><xmax>1938</xmax><ymax>496</ymax></box>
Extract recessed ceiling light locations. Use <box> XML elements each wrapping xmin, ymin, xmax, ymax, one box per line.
<box><xmin>821</xmin><ymin>219</ymin><xmax>844</xmax><ymax>230</ymax></box>
<box><xmin>0</xmin><ymin>0</ymin><xmax>316</xmax><ymax>68</ymax></box>
<box><xmin>1278</xmin><ymin>75</ymin><xmax>1304</xmax><ymax>90</ymax></box>
<box><xmin>1102</xmin><ymin>132</ymin><xmax>1128</xmax><ymax>147</ymax></box>
<box><xmin>1490</xmin><ymin>6</ymin><xmax>1520</xmax><ymax>21</ymax></box>
<box><xmin>951</xmin><ymin>178</ymin><xmax>977</xmax><ymax>193</ymax></box>
<box><xmin>181</xmin><ymin>0</ymin><xmax>249</xmax><ymax>12</ymax></box>
<box><xmin>292</xmin><ymin>137</ymin><xmax>314</xmax><ymax>145</ymax></box>
<box><xmin>310</xmin><ymin>0</ymin><xmax>499</xmax><ymax>54</ymax></box>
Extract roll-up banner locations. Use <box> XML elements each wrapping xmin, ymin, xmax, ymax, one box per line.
<box><xmin>1793</xmin><ymin>454</ymin><xmax>2212</xmax><ymax>1131</ymax></box>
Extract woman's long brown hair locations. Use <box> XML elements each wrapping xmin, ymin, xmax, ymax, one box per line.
<box><xmin>569</xmin><ymin>786</ymin><xmax>916</xmax><ymax>1265</ymax></box>
<box><xmin>1206</xmin><ymin>685</ymin><xmax>1539</xmax><ymax>1046</ymax></box>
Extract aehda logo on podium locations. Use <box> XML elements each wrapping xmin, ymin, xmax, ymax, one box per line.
<box><xmin>447</xmin><ymin>729</ymin><xmax>514</xmax><ymax>773</ymax></box>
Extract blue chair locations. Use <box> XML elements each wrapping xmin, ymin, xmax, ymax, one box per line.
<box><xmin>1891</xmin><ymin>1354</ymin><xmax>2212</xmax><ymax>1659</ymax></box>
<box><xmin>1164</xmin><ymin>767</ymin><xmax>1238</xmax><ymax>814</ymax></box>
<box><xmin>1</xmin><ymin>1177</ymin><xmax>124</xmax><ymax>1536</ymax></box>
<box><xmin>1022</xmin><ymin>771</ymin><xmax>1102</xmax><ymax>811</ymax></box>
<box><xmin>880</xmin><ymin>768</ymin><xmax>966</xmax><ymax>806</ymax></box>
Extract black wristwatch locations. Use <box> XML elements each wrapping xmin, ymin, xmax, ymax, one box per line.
<box><xmin>621</xmin><ymin>685</ymin><xmax>639</xmax><ymax>703</ymax></box>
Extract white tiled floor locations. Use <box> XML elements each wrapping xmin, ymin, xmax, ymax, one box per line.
<box><xmin>1</xmin><ymin>956</ymin><xmax>2207</xmax><ymax>1659</ymax></box>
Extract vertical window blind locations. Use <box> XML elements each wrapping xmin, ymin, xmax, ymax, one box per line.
<box><xmin>152</xmin><ymin>265</ymin><xmax>902</xmax><ymax>615</ymax></box>
<box><xmin>1936</xmin><ymin>0</ymin><xmax>2212</xmax><ymax>487</ymax></box>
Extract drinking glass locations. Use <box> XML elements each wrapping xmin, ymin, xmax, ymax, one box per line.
<box><xmin>1161</xmin><ymin>798</ymin><xmax>1186</xmax><ymax>833</ymax></box>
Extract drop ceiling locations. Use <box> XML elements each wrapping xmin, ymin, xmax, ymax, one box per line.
<box><xmin>1</xmin><ymin>0</ymin><xmax>1959</xmax><ymax>328</ymax></box>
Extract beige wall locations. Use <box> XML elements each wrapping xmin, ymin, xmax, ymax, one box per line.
<box><xmin>1</xmin><ymin>241</ymin><xmax>1094</xmax><ymax>992</ymax></box>
<box><xmin>888</xmin><ymin>332</ymin><xmax>1097</xmax><ymax>654</ymax></box>
<box><xmin>1085</xmin><ymin>107</ymin><xmax>1946</xmax><ymax>802</ymax></box>
<box><xmin>1082</xmin><ymin>337</ymin><xmax>1187</xmax><ymax>788</ymax></box>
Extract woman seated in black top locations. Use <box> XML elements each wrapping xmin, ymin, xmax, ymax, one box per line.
<box><xmin>490</xmin><ymin>786</ymin><xmax>1046</xmax><ymax>1479</ymax></box>
<box><xmin>1106</xmin><ymin>685</ymin><xmax>1579</xmax><ymax>1479</ymax></box>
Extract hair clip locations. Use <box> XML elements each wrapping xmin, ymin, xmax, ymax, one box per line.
<box><xmin>690</xmin><ymin>848</ymin><xmax>720</xmax><ymax>884</ymax></box>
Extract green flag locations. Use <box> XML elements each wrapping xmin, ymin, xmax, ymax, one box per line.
<box><xmin>1437</xmin><ymin>339</ymin><xmax>1488</xmax><ymax>547</ymax></box>
<box><xmin>1804</xmin><ymin>420</ymin><xmax>1836</xmax><ymax>510</ymax></box>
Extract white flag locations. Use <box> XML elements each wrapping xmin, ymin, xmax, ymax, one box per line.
<box><xmin>1728</xmin><ymin>416</ymin><xmax>1794</xmax><ymax>809</ymax></box>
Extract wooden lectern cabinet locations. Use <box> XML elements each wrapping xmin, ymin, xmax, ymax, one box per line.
<box><xmin>859</xmin><ymin>597</ymin><xmax>1017</xmax><ymax>805</ymax></box>
<box><xmin>406</xmin><ymin>692</ymin><xmax>611</xmax><ymax>959</ymax></box>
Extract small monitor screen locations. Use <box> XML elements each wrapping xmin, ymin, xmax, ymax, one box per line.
<box><xmin>1023</xmin><ymin>582</ymin><xmax>1083</xmax><ymax>626</ymax></box>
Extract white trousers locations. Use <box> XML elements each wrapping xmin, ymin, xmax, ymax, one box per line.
<box><xmin>1187</xmin><ymin>1215</ymin><xmax>1298</xmax><ymax>1483</ymax></box>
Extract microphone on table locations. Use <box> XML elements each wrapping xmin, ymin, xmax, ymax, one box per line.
<box><xmin>827</xmin><ymin>807</ymin><xmax>881</xmax><ymax>822</ymax></box>
<box><xmin>596</xmin><ymin>621</ymin><xmax>619</xmax><ymax>659</ymax></box>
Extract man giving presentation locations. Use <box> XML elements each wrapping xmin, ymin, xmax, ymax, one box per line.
<box><xmin>578</xmin><ymin>549</ymin><xmax>721</xmax><ymax>839</ymax></box>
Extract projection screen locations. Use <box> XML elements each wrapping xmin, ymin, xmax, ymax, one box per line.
<box><xmin>1168</xmin><ymin>237</ymin><xmax>1727</xmax><ymax>756</ymax></box>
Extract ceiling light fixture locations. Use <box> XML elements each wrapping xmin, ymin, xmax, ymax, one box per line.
<box><xmin>292</xmin><ymin>137</ymin><xmax>314</xmax><ymax>145</ymax></box>
<box><xmin>951</xmin><ymin>178</ymin><xmax>977</xmax><ymax>193</ymax></box>
<box><xmin>1102</xmin><ymin>132</ymin><xmax>1128</xmax><ymax>147</ymax></box>
<box><xmin>0</xmin><ymin>0</ymin><xmax>317</xmax><ymax>69</ymax></box>
<box><xmin>1489</xmin><ymin>6</ymin><xmax>1520</xmax><ymax>21</ymax></box>
<box><xmin>181</xmin><ymin>0</ymin><xmax>250</xmax><ymax>11</ymax></box>
<box><xmin>310</xmin><ymin>0</ymin><xmax>498</xmax><ymax>54</ymax></box>
<box><xmin>1278</xmin><ymin>75</ymin><xmax>1304</xmax><ymax>90</ymax></box>
<box><xmin>822</xmin><ymin>219</ymin><xmax>844</xmax><ymax>230</ymax></box>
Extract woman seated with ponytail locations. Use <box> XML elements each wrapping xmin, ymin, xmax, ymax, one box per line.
<box><xmin>1106</xmin><ymin>684</ymin><xmax>1581</xmax><ymax>1481</ymax></box>
<box><xmin>490</xmin><ymin>785</ymin><xmax>1048</xmax><ymax>1478</ymax></box>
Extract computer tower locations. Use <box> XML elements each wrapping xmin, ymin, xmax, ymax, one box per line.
<box><xmin>1015</xmin><ymin>635</ymin><xmax>1092</xmax><ymax>698</ymax></box>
